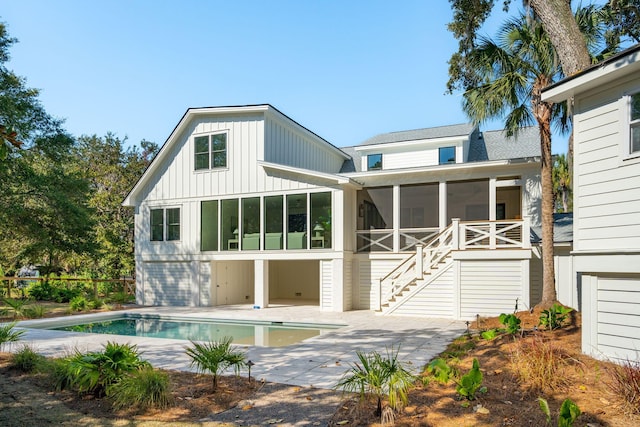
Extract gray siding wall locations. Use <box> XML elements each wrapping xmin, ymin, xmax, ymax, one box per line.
<box><xmin>389</xmin><ymin>264</ymin><xmax>454</xmax><ymax>318</ymax></box>
<box><xmin>574</xmin><ymin>76</ymin><xmax>640</xmax><ymax>252</ymax></box>
<box><xmin>143</xmin><ymin>261</ymin><xmax>193</xmax><ymax>306</ymax></box>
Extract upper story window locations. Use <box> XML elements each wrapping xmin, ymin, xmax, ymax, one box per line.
<box><xmin>439</xmin><ymin>146</ymin><xmax>456</xmax><ymax>165</ymax></box>
<box><xmin>150</xmin><ymin>207</ymin><xmax>180</xmax><ymax>241</ymax></box>
<box><xmin>367</xmin><ymin>153</ymin><xmax>382</xmax><ymax>171</ymax></box>
<box><xmin>195</xmin><ymin>132</ymin><xmax>227</xmax><ymax>170</ymax></box>
<box><xmin>630</xmin><ymin>92</ymin><xmax>640</xmax><ymax>154</ymax></box>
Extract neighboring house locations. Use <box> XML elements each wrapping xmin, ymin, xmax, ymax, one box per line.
<box><xmin>123</xmin><ymin>104</ymin><xmax>545</xmax><ymax>320</ymax></box>
<box><xmin>542</xmin><ymin>44</ymin><xmax>640</xmax><ymax>361</ymax></box>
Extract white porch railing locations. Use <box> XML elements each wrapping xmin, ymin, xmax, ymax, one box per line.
<box><xmin>375</xmin><ymin>217</ymin><xmax>531</xmax><ymax>311</ymax></box>
<box><xmin>356</xmin><ymin>227</ymin><xmax>439</xmax><ymax>252</ymax></box>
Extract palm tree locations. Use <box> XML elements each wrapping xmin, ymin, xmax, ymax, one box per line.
<box><xmin>553</xmin><ymin>153</ymin><xmax>572</xmax><ymax>213</ymax></box>
<box><xmin>461</xmin><ymin>12</ymin><xmax>568</xmax><ymax>306</ymax></box>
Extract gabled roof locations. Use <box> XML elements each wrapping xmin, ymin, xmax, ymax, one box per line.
<box><xmin>357</xmin><ymin>123</ymin><xmax>476</xmax><ymax>147</ymax></box>
<box><xmin>123</xmin><ymin>104</ymin><xmax>346</xmax><ymax>207</ymax></box>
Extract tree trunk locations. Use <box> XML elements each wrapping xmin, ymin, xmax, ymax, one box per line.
<box><xmin>538</xmin><ymin>107</ymin><xmax>558</xmax><ymax>307</ymax></box>
<box><xmin>529</xmin><ymin>0</ymin><xmax>592</xmax><ymax>76</ymax></box>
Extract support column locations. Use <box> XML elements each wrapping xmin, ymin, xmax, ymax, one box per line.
<box><xmin>254</xmin><ymin>260</ymin><xmax>269</xmax><ymax>309</ymax></box>
<box><xmin>439</xmin><ymin>181</ymin><xmax>447</xmax><ymax>230</ymax></box>
<box><xmin>489</xmin><ymin>177</ymin><xmax>497</xmax><ymax>220</ymax></box>
<box><xmin>332</xmin><ymin>258</ymin><xmax>345</xmax><ymax>312</ymax></box>
<box><xmin>393</xmin><ymin>185</ymin><xmax>400</xmax><ymax>252</ymax></box>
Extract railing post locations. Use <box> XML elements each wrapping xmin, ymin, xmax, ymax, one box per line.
<box><xmin>522</xmin><ymin>216</ymin><xmax>531</xmax><ymax>249</ymax></box>
<box><xmin>415</xmin><ymin>244</ymin><xmax>424</xmax><ymax>280</ymax></box>
<box><xmin>490</xmin><ymin>221</ymin><xmax>497</xmax><ymax>249</ymax></box>
<box><xmin>452</xmin><ymin>218</ymin><xmax>460</xmax><ymax>250</ymax></box>
<box><xmin>376</xmin><ymin>278</ymin><xmax>382</xmax><ymax>311</ymax></box>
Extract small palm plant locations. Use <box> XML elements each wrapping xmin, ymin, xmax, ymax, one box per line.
<box><xmin>0</xmin><ymin>322</ymin><xmax>25</xmax><ymax>350</ymax></box>
<box><xmin>335</xmin><ymin>346</ymin><xmax>415</xmax><ymax>418</ymax></box>
<box><xmin>1</xmin><ymin>297</ymin><xmax>30</xmax><ymax>319</ymax></box>
<box><xmin>185</xmin><ymin>336</ymin><xmax>247</xmax><ymax>390</ymax></box>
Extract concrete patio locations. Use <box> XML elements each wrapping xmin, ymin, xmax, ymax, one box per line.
<box><xmin>13</xmin><ymin>304</ymin><xmax>466</xmax><ymax>389</ymax></box>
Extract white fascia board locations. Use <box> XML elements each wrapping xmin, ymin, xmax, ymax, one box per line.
<box><xmin>343</xmin><ymin>157</ymin><xmax>540</xmax><ymax>180</ymax></box>
<box><xmin>258</xmin><ymin>161</ymin><xmax>362</xmax><ymax>189</ymax></box>
<box><xmin>353</xmin><ymin>135</ymin><xmax>469</xmax><ymax>153</ymax></box>
<box><xmin>123</xmin><ymin>105</ymin><xmax>274</xmax><ymax>207</ymax></box>
<box><xmin>542</xmin><ymin>49</ymin><xmax>640</xmax><ymax>103</ymax></box>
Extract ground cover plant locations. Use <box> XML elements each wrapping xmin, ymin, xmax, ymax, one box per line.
<box><xmin>1</xmin><ymin>306</ymin><xmax>640</xmax><ymax>426</ymax></box>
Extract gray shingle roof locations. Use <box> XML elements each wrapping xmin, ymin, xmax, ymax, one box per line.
<box><xmin>358</xmin><ymin>123</ymin><xmax>476</xmax><ymax>146</ymax></box>
<box><xmin>468</xmin><ymin>126</ymin><xmax>541</xmax><ymax>162</ymax></box>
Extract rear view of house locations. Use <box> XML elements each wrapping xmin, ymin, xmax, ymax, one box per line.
<box><xmin>123</xmin><ymin>104</ymin><xmax>544</xmax><ymax>319</ymax></box>
<box><xmin>543</xmin><ymin>44</ymin><xmax>640</xmax><ymax>361</ymax></box>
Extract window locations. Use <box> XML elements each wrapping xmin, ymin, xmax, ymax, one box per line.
<box><xmin>367</xmin><ymin>153</ymin><xmax>382</xmax><ymax>170</ymax></box>
<box><xmin>195</xmin><ymin>132</ymin><xmax>227</xmax><ymax>170</ymax></box>
<box><xmin>439</xmin><ymin>146</ymin><xmax>456</xmax><ymax>164</ymax></box>
<box><xmin>201</xmin><ymin>201</ymin><xmax>219</xmax><ymax>251</ymax></box>
<box><xmin>631</xmin><ymin>93</ymin><xmax>640</xmax><ymax>154</ymax></box>
<box><xmin>150</xmin><ymin>208</ymin><xmax>180</xmax><ymax>241</ymax></box>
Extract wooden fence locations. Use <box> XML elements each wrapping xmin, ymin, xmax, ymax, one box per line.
<box><xmin>0</xmin><ymin>276</ymin><xmax>135</xmax><ymax>299</ymax></box>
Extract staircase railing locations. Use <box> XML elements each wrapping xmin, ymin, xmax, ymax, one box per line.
<box><xmin>377</xmin><ymin>223</ymin><xmax>455</xmax><ymax>310</ymax></box>
<box><xmin>375</xmin><ymin>217</ymin><xmax>530</xmax><ymax>311</ymax></box>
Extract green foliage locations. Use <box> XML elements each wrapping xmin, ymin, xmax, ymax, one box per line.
<box><xmin>481</xmin><ymin>328</ymin><xmax>500</xmax><ymax>340</ymax></box>
<box><xmin>185</xmin><ymin>337</ymin><xmax>246</xmax><ymax>390</ymax></box>
<box><xmin>538</xmin><ymin>397</ymin><xmax>581</xmax><ymax>427</ymax></box>
<box><xmin>539</xmin><ymin>304</ymin><xmax>573</xmax><ymax>330</ymax></box>
<box><xmin>335</xmin><ymin>346</ymin><xmax>415</xmax><ymax>417</ymax></box>
<box><xmin>23</xmin><ymin>303</ymin><xmax>46</xmax><ymax>318</ymax></box>
<box><xmin>107</xmin><ymin>366</ymin><xmax>173</xmax><ymax>410</ymax></box>
<box><xmin>11</xmin><ymin>344</ymin><xmax>46</xmax><ymax>372</ymax></box>
<box><xmin>553</xmin><ymin>153</ymin><xmax>572</xmax><ymax>213</ymax></box>
<box><xmin>69</xmin><ymin>295</ymin><xmax>90</xmax><ymax>312</ymax></box>
<box><xmin>1</xmin><ymin>297</ymin><xmax>29</xmax><ymax>319</ymax></box>
<box><xmin>455</xmin><ymin>358</ymin><xmax>487</xmax><ymax>400</ymax></box>
<box><xmin>499</xmin><ymin>313</ymin><xmax>521</xmax><ymax>335</ymax></box>
<box><xmin>424</xmin><ymin>358</ymin><xmax>455</xmax><ymax>385</ymax></box>
<box><xmin>58</xmin><ymin>342</ymin><xmax>150</xmax><ymax>396</ymax></box>
<box><xmin>0</xmin><ymin>322</ymin><xmax>25</xmax><ymax>349</ymax></box>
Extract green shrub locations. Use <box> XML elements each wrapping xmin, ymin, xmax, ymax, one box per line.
<box><xmin>455</xmin><ymin>358</ymin><xmax>487</xmax><ymax>400</ymax></box>
<box><xmin>69</xmin><ymin>296</ymin><xmax>89</xmax><ymax>312</ymax></box>
<box><xmin>62</xmin><ymin>341</ymin><xmax>151</xmax><ymax>396</ymax></box>
<box><xmin>499</xmin><ymin>313</ymin><xmax>522</xmax><ymax>335</ymax></box>
<box><xmin>28</xmin><ymin>280</ymin><xmax>55</xmax><ymax>301</ymax></box>
<box><xmin>0</xmin><ymin>322</ymin><xmax>25</xmax><ymax>350</ymax></box>
<box><xmin>539</xmin><ymin>304</ymin><xmax>573</xmax><ymax>330</ymax></box>
<box><xmin>424</xmin><ymin>358</ymin><xmax>456</xmax><ymax>385</ymax></box>
<box><xmin>107</xmin><ymin>367</ymin><xmax>173</xmax><ymax>410</ymax></box>
<box><xmin>1</xmin><ymin>297</ymin><xmax>30</xmax><ymax>319</ymax></box>
<box><xmin>11</xmin><ymin>344</ymin><xmax>46</xmax><ymax>372</ymax></box>
<box><xmin>23</xmin><ymin>303</ymin><xmax>46</xmax><ymax>318</ymax></box>
<box><xmin>481</xmin><ymin>328</ymin><xmax>500</xmax><ymax>340</ymax></box>
<box><xmin>89</xmin><ymin>298</ymin><xmax>105</xmax><ymax>310</ymax></box>
<box><xmin>335</xmin><ymin>346</ymin><xmax>415</xmax><ymax>418</ymax></box>
<box><xmin>538</xmin><ymin>397</ymin><xmax>581</xmax><ymax>426</ymax></box>
<box><xmin>185</xmin><ymin>337</ymin><xmax>246</xmax><ymax>390</ymax></box>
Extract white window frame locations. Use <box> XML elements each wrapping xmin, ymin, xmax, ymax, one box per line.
<box><xmin>621</xmin><ymin>90</ymin><xmax>640</xmax><ymax>164</ymax></box>
<box><xmin>149</xmin><ymin>206</ymin><xmax>181</xmax><ymax>242</ymax></box>
<box><xmin>194</xmin><ymin>131</ymin><xmax>229</xmax><ymax>171</ymax></box>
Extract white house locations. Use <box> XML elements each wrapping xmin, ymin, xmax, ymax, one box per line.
<box><xmin>542</xmin><ymin>44</ymin><xmax>640</xmax><ymax>361</ymax></box>
<box><xmin>123</xmin><ymin>104</ymin><xmax>545</xmax><ymax>320</ymax></box>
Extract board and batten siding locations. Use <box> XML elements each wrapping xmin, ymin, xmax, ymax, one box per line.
<box><xmin>143</xmin><ymin>261</ymin><xmax>193</xmax><ymax>306</ymax></box>
<box><xmin>264</xmin><ymin>115</ymin><xmax>345</xmax><ymax>174</ymax></box>
<box><xmin>388</xmin><ymin>264</ymin><xmax>455</xmax><ymax>318</ymax></box>
<box><xmin>459</xmin><ymin>260</ymin><xmax>524</xmax><ymax>319</ymax></box>
<box><xmin>574</xmin><ymin>80</ymin><xmax>640</xmax><ymax>252</ymax></box>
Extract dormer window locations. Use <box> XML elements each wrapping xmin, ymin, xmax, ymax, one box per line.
<box><xmin>195</xmin><ymin>132</ymin><xmax>227</xmax><ymax>170</ymax></box>
<box><xmin>367</xmin><ymin>153</ymin><xmax>382</xmax><ymax>171</ymax></box>
<box><xmin>439</xmin><ymin>146</ymin><xmax>456</xmax><ymax>165</ymax></box>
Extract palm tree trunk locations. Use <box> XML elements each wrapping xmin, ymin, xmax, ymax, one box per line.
<box><xmin>539</xmin><ymin>113</ymin><xmax>557</xmax><ymax>307</ymax></box>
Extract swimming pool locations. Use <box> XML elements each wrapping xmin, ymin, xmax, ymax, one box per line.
<box><xmin>41</xmin><ymin>314</ymin><xmax>343</xmax><ymax>347</ymax></box>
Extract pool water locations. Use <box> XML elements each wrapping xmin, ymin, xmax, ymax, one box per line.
<box><xmin>50</xmin><ymin>316</ymin><xmax>340</xmax><ymax>347</ymax></box>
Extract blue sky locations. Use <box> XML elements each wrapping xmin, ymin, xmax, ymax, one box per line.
<box><xmin>4</xmin><ymin>0</ymin><xmax>570</xmax><ymax>153</ymax></box>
